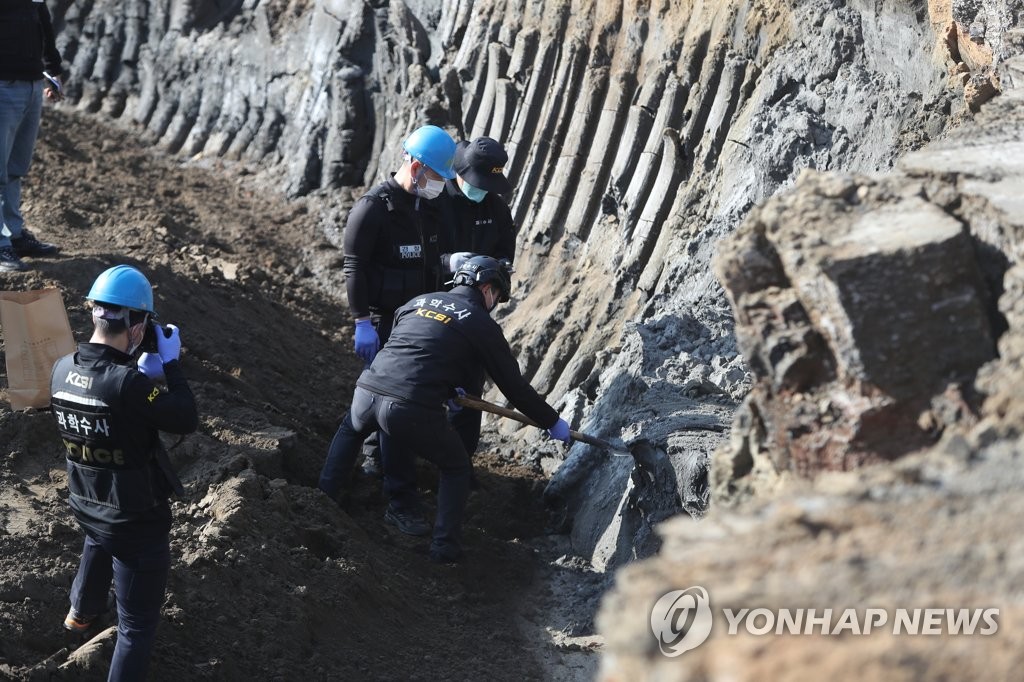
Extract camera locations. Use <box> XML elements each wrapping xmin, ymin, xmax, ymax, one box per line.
<box><xmin>141</xmin><ymin>321</ymin><xmax>168</xmax><ymax>353</ymax></box>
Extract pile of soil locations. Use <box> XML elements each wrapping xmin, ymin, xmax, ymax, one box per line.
<box><xmin>0</xmin><ymin>109</ymin><xmax>599</xmax><ymax>680</ymax></box>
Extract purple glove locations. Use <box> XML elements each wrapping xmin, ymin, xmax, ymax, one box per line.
<box><xmin>446</xmin><ymin>387</ymin><xmax>467</xmax><ymax>412</ymax></box>
<box><xmin>547</xmin><ymin>418</ymin><xmax>571</xmax><ymax>444</ymax></box>
<box><xmin>137</xmin><ymin>352</ymin><xmax>165</xmax><ymax>380</ymax></box>
<box><xmin>156</xmin><ymin>324</ymin><xmax>181</xmax><ymax>363</ymax></box>
<box><xmin>354</xmin><ymin>319</ymin><xmax>380</xmax><ymax>363</ymax></box>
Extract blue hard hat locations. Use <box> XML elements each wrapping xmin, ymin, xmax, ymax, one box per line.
<box><xmin>403</xmin><ymin>125</ymin><xmax>457</xmax><ymax>179</ymax></box>
<box><xmin>87</xmin><ymin>265</ymin><xmax>156</xmax><ymax>315</ymax></box>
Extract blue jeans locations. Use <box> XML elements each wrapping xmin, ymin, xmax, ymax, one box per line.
<box><xmin>70</xmin><ymin>532</ymin><xmax>171</xmax><ymax>682</ymax></box>
<box><xmin>0</xmin><ymin>79</ymin><xmax>43</xmax><ymax>247</ymax></box>
<box><xmin>319</xmin><ymin>387</ymin><xmax>472</xmax><ymax>553</ymax></box>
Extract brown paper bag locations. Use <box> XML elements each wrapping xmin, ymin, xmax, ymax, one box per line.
<box><xmin>0</xmin><ymin>289</ymin><xmax>76</xmax><ymax>410</ymax></box>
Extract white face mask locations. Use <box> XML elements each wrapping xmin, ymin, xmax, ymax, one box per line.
<box><xmin>418</xmin><ymin>176</ymin><xmax>445</xmax><ymax>200</ymax></box>
<box><xmin>483</xmin><ymin>286</ymin><xmax>500</xmax><ymax>313</ymax></box>
<box><xmin>126</xmin><ymin>320</ymin><xmax>147</xmax><ymax>356</ymax></box>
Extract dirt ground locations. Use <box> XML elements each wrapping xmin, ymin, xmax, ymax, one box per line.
<box><xmin>0</xmin><ymin>109</ymin><xmax>601</xmax><ymax>680</ymax></box>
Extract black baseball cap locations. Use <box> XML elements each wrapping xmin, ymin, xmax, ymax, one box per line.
<box><xmin>453</xmin><ymin>137</ymin><xmax>512</xmax><ymax>194</ymax></box>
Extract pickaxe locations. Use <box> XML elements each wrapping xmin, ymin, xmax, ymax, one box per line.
<box><xmin>454</xmin><ymin>393</ymin><xmax>634</xmax><ymax>458</ymax></box>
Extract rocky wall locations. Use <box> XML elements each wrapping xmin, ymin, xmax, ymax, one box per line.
<box><xmin>594</xmin><ymin>48</ymin><xmax>1024</xmax><ymax>682</ymax></box>
<box><xmin>47</xmin><ymin>0</ymin><xmax>1018</xmax><ymax>569</ymax></box>
<box><xmin>712</xmin><ymin>49</ymin><xmax>1024</xmax><ymax>495</ymax></box>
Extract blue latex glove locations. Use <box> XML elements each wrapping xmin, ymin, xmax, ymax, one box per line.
<box><xmin>156</xmin><ymin>324</ymin><xmax>181</xmax><ymax>363</ymax></box>
<box><xmin>354</xmin><ymin>319</ymin><xmax>380</xmax><ymax>363</ymax></box>
<box><xmin>446</xmin><ymin>387</ymin><xmax>467</xmax><ymax>412</ymax></box>
<box><xmin>547</xmin><ymin>418</ymin><xmax>571</xmax><ymax>444</ymax></box>
<box><xmin>137</xmin><ymin>352</ymin><xmax>165</xmax><ymax>380</ymax></box>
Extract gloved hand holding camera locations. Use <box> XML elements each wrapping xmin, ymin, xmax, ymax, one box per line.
<box><xmin>156</xmin><ymin>324</ymin><xmax>182</xmax><ymax>364</ymax></box>
<box><xmin>138</xmin><ymin>322</ymin><xmax>181</xmax><ymax>376</ymax></box>
<box><xmin>137</xmin><ymin>352</ymin><xmax>165</xmax><ymax>380</ymax></box>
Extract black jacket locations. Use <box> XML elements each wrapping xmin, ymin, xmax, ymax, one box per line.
<box><xmin>342</xmin><ymin>178</ymin><xmax>450</xmax><ymax>320</ymax></box>
<box><xmin>443</xmin><ymin>181</ymin><xmax>516</xmax><ymax>264</ymax></box>
<box><xmin>357</xmin><ymin>286</ymin><xmax>559</xmax><ymax>429</ymax></box>
<box><xmin>0</xmin><ymin>1</ymin><xmax>63</xmax><ymax>81</ymax></box>
<box><xmin>50</xmin><ymin>344</ymin><xmax>198</xmax><ymax>539</ymax></box>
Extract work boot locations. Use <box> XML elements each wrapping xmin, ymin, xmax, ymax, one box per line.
<box><xmin>12</xmin><ymin>229</ymin><xmax>59</xmax><ymax>257</ymax></box>
<box><xmin>384</xmin><ymin>506</ymin><xmax>431</xmax><ymax>536</ymax></box>
<box><xmin>63</xmin><ymin>608</ymin><xmax>98</xmax><ymax>635</ymax></box>
<box><xmin>0</xmin><ymin>246</ymin><xmax>29</xmax><ymax>272</ymax></box>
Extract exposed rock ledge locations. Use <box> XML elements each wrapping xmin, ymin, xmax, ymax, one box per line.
<box><xmin>595</xmin><ymin>55</ymin><xmax>1024</xmax><ymax>679</ymax></box>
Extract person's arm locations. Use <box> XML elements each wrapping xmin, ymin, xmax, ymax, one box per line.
<box><xmin>492</xmin><ymin>196</ymin><xmax>517</xmax><ymax>264</ymax></box>
<box><xmin>123</xmin><ymin>361</ymin><xmax>199</xmax><ymax>435</ymax></box>
<box><xmin>37</xmin><ymin>4</ymin><xmax>63</xmax><ymax>76</ymax></box>
<box><xmin>477</xmin><ymin>319</ymin><xmax>559</xmax><ymax>428</ymax></box>
<box><xmin>342</xmin><ymin>198</ymin><xmax>382</xmax><ymax>320</ymax></box>
<box><xmin>435</xmin><ymin>190</ymin><xmax>456</xmax><ymax>265</ymax></box>
<box><xmin>123</xmin><ymin>324</ymin><xmax>197</xmax><ymax>434</ymax></box>
<box><xmin>435</xmin><ymin>192</ymin><xmax>472</xmax><ymax>277</ymax></box>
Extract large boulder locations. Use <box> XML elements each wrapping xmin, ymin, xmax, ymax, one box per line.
<box><xmin>714</xmin><ymin>172</ymin><xmax>997</xmax><ymax>476</ymax></box>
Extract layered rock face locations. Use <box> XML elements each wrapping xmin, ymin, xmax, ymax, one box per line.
<box><xmin>595</xmin><ymin>37</ymin><xmax>1024</xmax><ymax>682</ymax></box>
<box><xmin>50</xmin><ymin>0</ymin><xmax>1013</xmax><ymax>568</ymax></box>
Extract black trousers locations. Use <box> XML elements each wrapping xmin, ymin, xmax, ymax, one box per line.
<box><xmin>319</xmin><ymin>387</ymin><xmax>472</xmax><ymax>553</ymax></box>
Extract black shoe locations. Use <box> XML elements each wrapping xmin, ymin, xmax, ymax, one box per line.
<box><xmin>12</xmin><ymin>229</ymin><xmax>59</xmax><ymax>257</ymax></box>
<box><xmin>0</xmin><ymin>246</ymin><xmax>29</xmax><ymax>272</ymax></box>
<box><xmin>429</xmin><ymin>543</ymin><xmax>464</xmax><ymax>564</ymax></box>
<box><xmin>384</xmin><ymin>506</ymin><xmax>431</xmax><ymax>536</ymax></box>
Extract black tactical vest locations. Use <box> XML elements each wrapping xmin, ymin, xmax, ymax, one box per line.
<box><xmin>363</xmin><ymin>182</ymin><xmax>445</xmax><ymax>313</ymax></box>
<box><xmin>50</xmin><ymin>354</ymin><xmax>173</xmax><ymax>519</ymax></box>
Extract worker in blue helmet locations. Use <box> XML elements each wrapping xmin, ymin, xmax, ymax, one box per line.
<box><xmin>340</xmin><ymin>124</ymin><xmax>457</xmax><ymax>482</ymax></box>
<box><xmin>50</xmin><ymin>264</ymin><xmax>198</xmax><ymax>681</ymax></box>
<box><xmin>345</xmin><ymin>124</ymin><xmax>457</xmax><ymax>356</ymax></box>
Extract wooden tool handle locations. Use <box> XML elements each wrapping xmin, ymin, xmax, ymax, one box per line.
<box><xmin>456</xmin><ymin>394</ymin><xmax>539</xmax><ymax>427</ymax></box>
<box><xmin>454</xmin><ymin>394</ymin><xmax>630</xmax><ymax>455</ymax></box>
